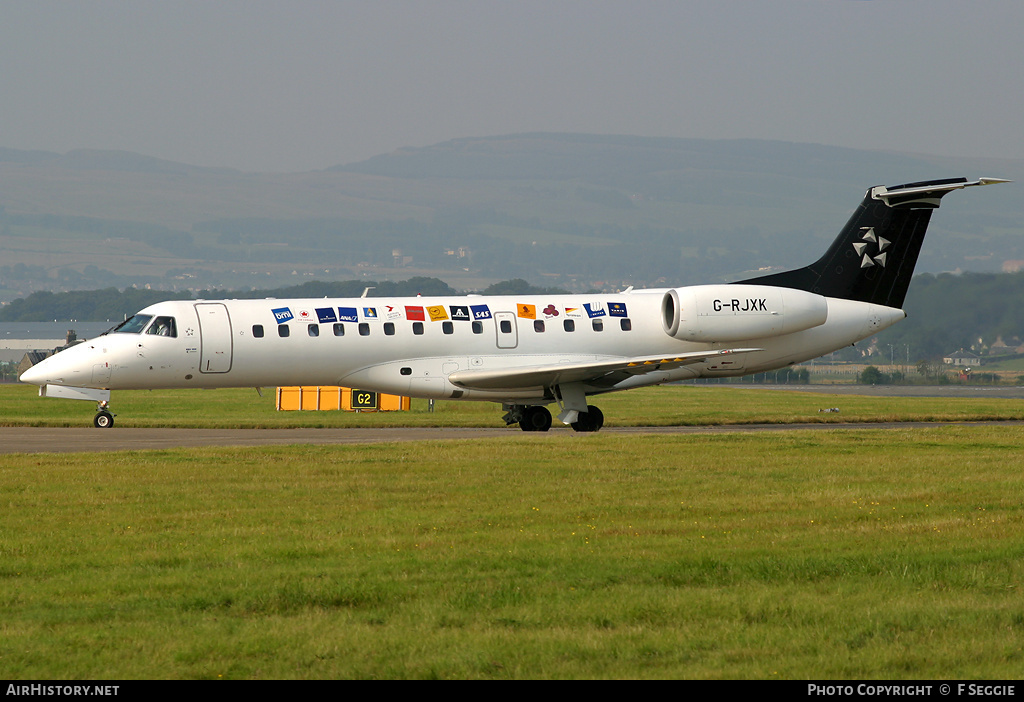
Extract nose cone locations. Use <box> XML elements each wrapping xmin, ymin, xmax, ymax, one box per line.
<box><xmin>19</xmin><ymin>355</ymin><xmax>59</xmax><ymax>386</ymax></box>
<box><xmin>18</xmin><ymin>343</ymin><xmax>96</xmax><ymax>387</ymax></box>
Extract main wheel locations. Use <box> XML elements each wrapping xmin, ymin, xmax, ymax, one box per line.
<box><xmin>519</xmin><ymin>405</ymin><xmax>552</xmax><ymax>432</ymax></box>
<box><xmin>93</xmin><ymin>410</ymin><xmax>114</xmax><ymax>429</ymax></box>
<box><xmin>571</xmin><ymin>405</ymin><xmax>604</xmax><ymax>433</ymax></box>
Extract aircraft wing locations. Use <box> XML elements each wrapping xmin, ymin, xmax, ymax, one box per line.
<box><xmin>447</xmin><ymin>348</ymin><xmax>763</xmax><ymax>391</ymax></box>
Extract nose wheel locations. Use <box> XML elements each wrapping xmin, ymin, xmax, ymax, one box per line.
<box><xmin>93</xmin><ymin>401</ymin><xmax>115</xmax><ymax>428</ymax></box>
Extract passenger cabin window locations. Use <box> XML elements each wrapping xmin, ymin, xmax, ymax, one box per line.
<box><xmin>563</xmin><ymin>319</ymin><xmax>575</xmax><ymax>332</ymax></box>
<box><xmin>146</xmin><ymin>316</ymin><xmax>177</xmax><ymax>337</ymax></box>
<box><xmin>472</xmin><ymin>321</ymin><xmax>484</xmax><ymax>334</ymax></box>
<box><xmin>333</xmin><ymin>323</ymin><xmax>345</xmax><ymax>336</ymax></box>
<box><xmin>592</xmin><ymin>319</ymin><xmax>604</xmax><ymax>332</ymax></box>
<box><xmin>252</xmin><ymin>324</ymin><xmax>264</xmax><ymax>338</ymax></box>
<box><xmin>384</xmin><ymin>322</ymin><xmax>395</xmax><ymax>336</ymax></box>
<box><xmin>359</xmin><ymin>323</ymin><xmax>370</xmax><ymax>336</ymax></box>
<box><xmin>500</xmin><ymin>320</ymin><xmax>512</xmax><ymax>334</ymax></box>
<box><xmin>412</xmin><ymin>322</ymin><xmax>424</xmax><ymax>335</ymax></box>
<box><xmin>534</xmin><ymin>320</ymin><xmax>545</xmax><ymax>333</ymax></box>
<box><xmin>278</xmin><ymin>324</ymin><xmax>290</xmax><ymax>338</ymax></box>
<box><xmin>110</xmin><ymin>315</ymin><xmax>152</xmax><ymax>334</ymax></box>
<box><xmin>620</xmin><ymin>318</ymin><xmax>632</xmax><ymax>331</ymax></box>
<box><xmin>308</xmin><ymin>324</ymin><xmax>319</xmax><ymax>337</ymax></box>
<box><xmin>442</xmin><ymin>321</ymin><xmax>454</xmax><ymax>335</ymax></box>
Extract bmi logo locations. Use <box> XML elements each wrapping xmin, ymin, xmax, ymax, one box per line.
<box><xmin>853</xmin><ymin>227</ymin><xmax>889</xmax><ymax>268</ymax></box>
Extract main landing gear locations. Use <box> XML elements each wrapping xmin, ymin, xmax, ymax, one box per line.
<box><xmin>503</xmin><ymin>404</ymin><xmax>605</xmax><ymax>433</ymax></box>
<box><xmin>93</xmin><ymin>400</ymin><xmax>115</xmax><ymax>428</ymax></box>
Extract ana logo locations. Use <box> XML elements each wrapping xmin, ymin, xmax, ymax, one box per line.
<box><xmin>337</xmin><ymin>307</ymin><xmax>358</xmax><ymax>322</ymax></box>
<box><xmin>853</xmin><ymin>227</ymin><xmax>890</xmax><ymax>268</ymax></box>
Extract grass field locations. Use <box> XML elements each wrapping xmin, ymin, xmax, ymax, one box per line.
<box><xmin>1</xmin><ymin>385</ymin><xmax>1023</xmax><ymax>679</ymax></box>
<box><xmin>3</xmin><ymin>382</ymin><xmax>1024</xmax><ymax>429</ymax></box>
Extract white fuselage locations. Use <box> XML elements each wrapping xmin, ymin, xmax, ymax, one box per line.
<box><xmin>20</xmin><ymin>288</ymin><xmax>904</xmax><ymax>405</ymax></box>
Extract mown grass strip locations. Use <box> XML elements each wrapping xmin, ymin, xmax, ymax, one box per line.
<box><xmin>3</xmin><ymin>382</ymin><xmax>1024</xmax><ymax>428</ymax></box>
<box><xmin>1</xmin><ymin>427</ymin><xmax>1022</xmax><ymax>678</ymax></box>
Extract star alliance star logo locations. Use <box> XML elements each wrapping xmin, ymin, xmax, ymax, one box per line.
<box><xmin>853</xmin><ymin>227</ymin><xmax>889</xmax><ymax>268</ymax></box>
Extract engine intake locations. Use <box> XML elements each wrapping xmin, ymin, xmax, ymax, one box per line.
<box><xmin>662</xmin><ymin>284</ymin><xmax>827</xmax><ymax>342</ymax></box>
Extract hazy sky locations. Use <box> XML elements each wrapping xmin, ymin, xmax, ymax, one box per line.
<box><xmin>2</xmin><ymin>0</ymin><xmax>1022</xmax><ymax>172</ymax></box>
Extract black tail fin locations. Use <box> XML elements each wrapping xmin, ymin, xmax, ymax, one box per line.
<box><xmin>738</xmin><ymin>177</ymin><xmax>1009</xmax><ymax>309</ymax></box>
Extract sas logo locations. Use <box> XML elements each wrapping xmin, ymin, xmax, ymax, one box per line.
<box><xmin>272</xmin><ymin>307</ymin><xmax>293</xmax><ymax>324</ymax></box>
<box><xmin>471</xmin><ymin>304</ymin><xmax>492</xmax><ymax>320</ymax></box>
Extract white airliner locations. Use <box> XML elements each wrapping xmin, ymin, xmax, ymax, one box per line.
<box><xmin>19</xmin><ymin>177</ymin><xmax>1009</xmax><ymax>431</ymax></box>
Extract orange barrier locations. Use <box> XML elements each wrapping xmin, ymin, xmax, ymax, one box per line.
<box><xmin>276</xmin><ymin>386</ymin><xmax>411</xmax><ymax>412</ymax></box>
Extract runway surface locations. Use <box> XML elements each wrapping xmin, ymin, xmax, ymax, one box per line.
<box><xmin>4</xmin><ymin>421</ymin><xmax>1024</xmax><ymax>455</ymax></box>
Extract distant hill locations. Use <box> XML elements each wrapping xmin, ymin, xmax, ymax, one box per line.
<box><xmin>1</xmin><ymin>135</ymin><xmax>1020</xmax><ymax>303</ymax></box>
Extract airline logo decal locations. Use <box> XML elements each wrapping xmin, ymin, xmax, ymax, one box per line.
<box><xmin>449</xmin><ymin>305</ymin><xmax>470</xmax><ymax>321</ymax></box>
<box><xmin>564</xmin><ymin>306</ymin><xmax>582</xmax><ymax>318</ymax></box>
<box><xmin>315</xmin><ymin>307</ymin><xmax>337</xmax><ymax>323</ymax></box>
<box><xmin>470</xmin><ymin>304</ymin><xmax>492</xmax><ymax>320</ymax></box>
<box><xmin>297</xmin><ymin>309</ymin><xmax>313</xmax><ymax>321</ymax></box>
<box><xmin>854</xmin><ymin>227</ymin><xmax>889</xmax><ymax>268</ymax></box>
<box><xmin>584</xmin><ymin>302</ymin><xmax>606</xmax><ymax>318</ymax></box>
<box><xmin>542</xmin><ymin>304</ymin><xmax>559</xmax><ymax>318</ymax></box>
<box><xmin>272</xmin><ymin>307</ymin><xmax>293</xmax><ymax>324</ymax></box>
<box><xmin>385</xmin><ymin>305</ymin><xmax>403</xmax><ymax>321</ymax></box>
<box><xmin>337</xmin><ymin>307</ymin><xmax>359</xmax><ymax>323</ymax></box>
<box><xmin>517</xmin><ymin>303</ymin><xmax>536</xmax><ymax>320</ymax></box>
<box><xmin>427</xmin><ymin>305</ymin><xmax>449</xmax><ymax>321</ymax></box>
<box><xmin>405</xmin><ymin>305</ymin><xmax>425</xmax><ymax>321</ymax></box>
<box><xmin>362</xmin><ymin>307</ymin><xmax>378</xmax><ymax>320</ymax></box>
<box><xmin>608</xmin><ymin>302</ymin><xmax>628</xmax><ymax>317</ymax></box>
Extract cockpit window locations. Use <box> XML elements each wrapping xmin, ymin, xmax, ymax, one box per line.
<box><xmin>146</xmin><ymin>316</ymin><xmax>177</xmax><ymax>338</ymax></box>
<box><xmin>108</xmin><ymin>315</ymin><xmax>153</xmax><ymax>335</ymax></box>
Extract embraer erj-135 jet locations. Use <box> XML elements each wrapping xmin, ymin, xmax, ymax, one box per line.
<box><xmin>20</xmin><ymin>177</ymin><xmax>1009</xmax><ymax>431</ymax></box>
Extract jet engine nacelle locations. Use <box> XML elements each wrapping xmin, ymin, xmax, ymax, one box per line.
<box><xmin>662</xmin><ymin>284</ymin><xmax>828</xmax><ymax>342</ymax></box>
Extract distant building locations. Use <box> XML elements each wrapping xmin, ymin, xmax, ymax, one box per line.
<box><xmin>942</xmin><ymin>348</ymin><xmax>982</xmax><ymax>367</ymax></box>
